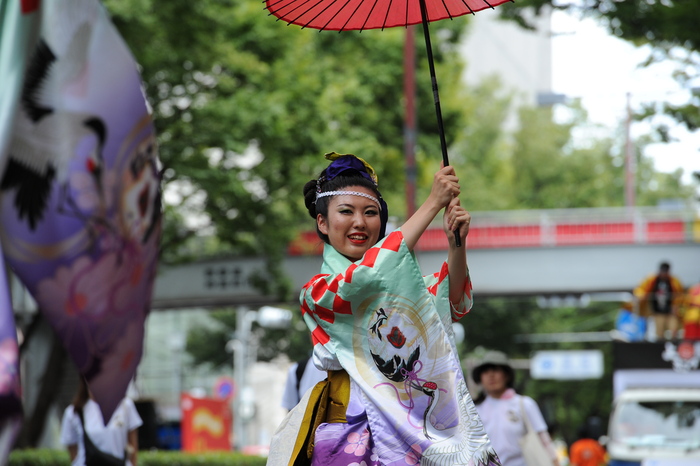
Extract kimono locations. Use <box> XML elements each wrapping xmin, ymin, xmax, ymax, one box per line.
<box><xmin>269</xmin><ymin>230</ymin><xmax>500</xmax><ymax>466</ymax></box>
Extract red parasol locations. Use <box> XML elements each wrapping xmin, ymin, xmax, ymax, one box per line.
<box><xmin>265</xmin><ymin>0</ymin><xmax>511</xmax><ymax>246</ymax></box>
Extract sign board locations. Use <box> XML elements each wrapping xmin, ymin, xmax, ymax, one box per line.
<box><xmin>643</xmin><ymin>460</ymin><xmax>699</xmax><ymax>466</ymax></box>
<box><xmin>213</xmin><ymin>376</ymin><xmax>235</xmax><ymax>401</ymax></box>
<box><xmin>531</xmin><ymin>350</ymin><xmax>604</xmax><ymax>380</ymax></box>
<box><xmin>181</xmin><ymin>394</ymin><xmax>232</xmax><ymax>452</ymax></box>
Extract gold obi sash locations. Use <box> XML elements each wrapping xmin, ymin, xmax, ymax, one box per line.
<box><xmin>290</xmin><ymin>369</ymin><xmax>350</xmax><ymax>465</ymax></box>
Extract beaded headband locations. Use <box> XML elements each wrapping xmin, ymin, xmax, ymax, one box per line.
<box><xmin>316</xmin><ymin>190</ymin><xmax>382</xmax><ymax>210</ymax></box>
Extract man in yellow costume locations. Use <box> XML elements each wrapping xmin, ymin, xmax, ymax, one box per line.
<box><xmin>634</xmin><ymin>262</ymin><xmax>684</xmax><ymax>341</ymax></box>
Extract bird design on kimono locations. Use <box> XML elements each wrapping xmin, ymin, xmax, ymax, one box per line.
<box><xmin>1</xmin><ymin>21</ymin><xmax>107</xmax><ymax>230</ymax></box>
<box><xmin>368</xmin><ymin>308</ymin><xmax>500</xmax><ymax>465</ymax></box>
<box><xmin>368</xmin><ymin>307</ymin><xmax>421</xmax><ymax>382</ymax></box>
<box><xmin>420</xmin><ymin>379</ymin><xmax>501</xmax><ymax>466</ymax></box>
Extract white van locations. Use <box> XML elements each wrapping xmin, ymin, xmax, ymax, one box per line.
<box><xmin>607</xmin><ymin>388</ymin><xmax>700</xmax><ymax>466</ymax></box>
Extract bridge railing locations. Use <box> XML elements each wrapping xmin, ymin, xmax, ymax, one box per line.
<box><xmin>288</xmin><ymin>206</ymin><xmax>700</xmax><ymax>255</ymax></box>
<box><xmin>418</xmin><ymin>206</ymin><xmax>699</xmax><ymax>251</ymax></box>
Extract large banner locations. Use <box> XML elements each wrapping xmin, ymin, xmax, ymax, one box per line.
<box><xmin>0</xmin><ymin>0</ymin><xmax>162</xmax><ymax>457</ymax></box>
<box><xmin>0</xmin><ymin>0</ymin><xmax>42</xmax><ymax>458</ymax></box>
<box><xmin>181</xmin><ymin>394</ymin><xmax>233</xmax><ymax>452</ymax></box>
<box><xmin>0</xmin><ymin>242</ymin><xmax>22</xmax><ymax>461</ymax></box>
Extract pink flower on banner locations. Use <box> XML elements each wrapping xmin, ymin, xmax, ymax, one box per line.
<box><xmin>86</xmin><ymin>318</ymin><xmax>145</xmax><ymax>397</ymax></box>
<box><xmin>344</xmin><ymin>429</ymin><xmax>370</xmax><ymax>456</ymax></box>
<box><xmin>348</xmin><ymin>462</ymin><xmax>368</xmax><ymax>466</ymax></box>
<box><xmin>36</xmin><ymin>249</ymin><xmax>143</xmax><ymax>323</ymax></box>
<box><xmin>0</xmin><ymin>338</ymin><xmax>19</xmax><ymax>396</ymax></box>
<box><xmin>34</xmin><ymin>232</ymin><xmax>155</xmax><ymax>378</ymax></box>
<box><xmin>405</xmin><ymin>443</ymin><xmax>422</xmax><ymax>465</ymax></box>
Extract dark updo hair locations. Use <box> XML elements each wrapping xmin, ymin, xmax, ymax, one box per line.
<box><xmin>303</xmin><ymin>168</ymin><xmax>386</xmax><ymax>244</ymax></box>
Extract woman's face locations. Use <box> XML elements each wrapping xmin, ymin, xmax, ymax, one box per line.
<box><xmin>480</xmin><ymin>366</ymin><xmax>509</xmax><ymax>397</ymax></box>
<box><xmin>317</xmin><ymin>186</ymin><xmax>381</xmax><ymax>261</ymax></box>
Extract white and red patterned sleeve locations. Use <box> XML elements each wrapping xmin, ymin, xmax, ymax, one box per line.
<box><xmin>299</xmin><ymin>273</ymin><xmax>342</xmax><ymax>356</ymax></box>
<box><xmin>423</xmin><ymin>263</ymin><xmax>473</xmax><ymax>322</ymax></box>
<box><xmin>299</xmin><ymin>231</ymin><xmax>406</xmax><ymax>355</ymax></box>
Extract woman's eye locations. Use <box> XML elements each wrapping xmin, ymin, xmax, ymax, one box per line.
<box><xmin>366</xmin><ymin>210</ymin><xmax>378</xmax><ymax>216</ymax></box>
<box><xmin>340</xmin><ymin>209</ymin><xmax>352</xmax><ymax>214</ymax></box>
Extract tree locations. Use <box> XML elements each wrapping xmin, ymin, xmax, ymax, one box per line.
<box><xmin>185</xmin><ymin>307</ymin><xmax>312</xmax><ymax>370</ymax></box>
<box><xmin>98</xmin><ymin>0</ymin><xmax>488</xmax><ymax>379</ymax></box>
<box><xmin>175</xmin><ymin>30</ymin><xmax>695</xmax><ymax>379</ymax></box>
<box><xmin>500</xmin><ymin>0</ymin><xmax>700</xmax><ymax>150</ymax></box>
<box><xmin>104</xmin><ymin>0</ymin><xmax>697</xmax><ymax>281</ymax></box>
<box><xmin>103</xmin><ymin>0</ymin><xmax>477</xmax><ymax>299</ymax></box>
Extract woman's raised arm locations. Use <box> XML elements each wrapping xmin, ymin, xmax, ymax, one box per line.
<box><xmin>444</xmin><ymin>197</ymin><xmax>471</xmax><ymax>307</ymax></box>
<box><xmin>401</xmin><ymin>165</ymin><xmax>460</xmax><ymax>250</ymax></box>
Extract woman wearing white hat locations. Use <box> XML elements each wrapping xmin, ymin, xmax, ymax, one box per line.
<box><xmin>472</xmin><ymin>351</ymin><xmax>560</xmax><ymax>466</ymax></box>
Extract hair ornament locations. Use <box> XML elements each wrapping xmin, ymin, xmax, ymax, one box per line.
<box><xmin>324</xmin><ymin>152</ymin><xmax>378</xmax><ymax>185</ymax></box>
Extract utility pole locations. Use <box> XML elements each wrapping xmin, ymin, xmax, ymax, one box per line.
<box><xmin>624</xmin><ymin>92</ymin><xmax>636</xmax><ymax>208</ymax></box>
<box><xmin>226</xmin><ymin>306</ymin><xmax>292</xmax><ymax>451</ymax></box>
<box><xmin>404</xmin><ymin>25</ymin><xmax>417</xmax><ymax>217</ymax></box>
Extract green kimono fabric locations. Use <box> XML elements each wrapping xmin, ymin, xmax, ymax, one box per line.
<box><xmin>297</xmin><ymin>230</ymin><xmax>500</xmax><ymax>466</ymax></box>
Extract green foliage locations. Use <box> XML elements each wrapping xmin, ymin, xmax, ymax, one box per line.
<box><xmin>501</xmin><ymin>0</ymin><xmax>700</xmax><ymax>141</ymax></box>
<box><xmin>461</xmin><ymin>296</ymin><xmax>538</xmax><ymax>357</ymax></box>
<box><xmin>103</xmin><ymin>0</ymin><xmax>697</xmax><ymax>284</ymax></box>
<box><xmin>101</xmin><ymin>0</ymin><xmax>483</xmax><ymax>302</ymax></box>
<box><xmin>523</xmin><ymin>303</ymin><xmax>617</xmax><ymax>443</ymax></box>
<box><xmin>158</xmin><ymin>1</ymin><xmax>697</xmax><ymax>375</ymax></box>
<box><xmin>8</xmin><ymin>449</ymin><xmax>266</xmax><ymax>466</ymax></box>
<box><xmin>185</xmin><ymin>307</ymin><xmax>312</xmax><ymax>370</ymax></box>
<box><xmin>8</xmin><ymin>449</ymin><xmax>70</xmax><ymax>466</ymax></box>
<box><xmin>185</xmin><ymin>310</ymin><xmax>237</xmax><ymax>369</ymax></box>
<box><xmin>501</xmin><ymin>0</ymin><xmax>700</xmax><ymax>48</ymax></box>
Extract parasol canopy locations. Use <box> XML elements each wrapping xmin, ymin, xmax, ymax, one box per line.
<box><xmin>265</xmin><ymin>0</ymin><xmax>510</xmax><ymax>31</ymax></box>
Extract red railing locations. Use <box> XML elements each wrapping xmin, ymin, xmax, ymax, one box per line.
<box><xmin>288</xmin><ymin>206</ymin><xmax>699</xmax><ymax>255</ymax></box>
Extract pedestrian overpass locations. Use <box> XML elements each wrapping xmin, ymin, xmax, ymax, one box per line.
<box><xmin>152</xmin><ymin>206</ymin><xmax>700</xmax><ymax>308</ymax></box>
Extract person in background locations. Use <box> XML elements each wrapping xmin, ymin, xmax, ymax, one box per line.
<box><xmin>634</xmin><ymin>261</ymin><xmax>684</xmax><ymax>341</ymax></box>
<box><xmin>61</xmin><ymin>377</ymin><xmax>142</xmax><ymax>466</ymax></box>
<box><xmin>473</xmin><ymin>350</ymin><xmax>560</xmax><ymax>466</ymax></box>
<box><xmin>681</xmin><ymin>279</ymin><xmax>700</xmax><ymax>340</ymax></box>
<box><xmin>281</xmin><ymin>355</ymin><xmax>327</xmax><ymax>411</ymax></box>
<box><xmin>569</xmin><ymin>420</ymin><xmax>607</xmax><ymax>466</ymax></box>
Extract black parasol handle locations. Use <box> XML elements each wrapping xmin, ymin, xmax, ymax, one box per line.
<box><xmin>418</xmin><ymin>0</ymin><xmax>461</xmax><ymax>247</ymax></box>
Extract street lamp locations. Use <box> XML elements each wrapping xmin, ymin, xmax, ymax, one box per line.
<box><xmin>225</xmin><ymin>305</ymin><xmax>292</xmax><ymax>451</ymax></box>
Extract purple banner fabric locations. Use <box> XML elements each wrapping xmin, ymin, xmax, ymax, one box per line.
<box><xmin>0</xmin><ymin>241</ymin><xmax>22</xmax><ymax>461</ymax></box>
<box><xmin>0</xmin><ymin>0</ymin><xmax>161</xmax><ymax>422</ymax></box>
<box><xmin>0</xmin><ymin>0</ymin><xmax>41</xmax><ymax>459</ymax></box>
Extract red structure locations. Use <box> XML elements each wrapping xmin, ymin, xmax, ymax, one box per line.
<box><xmin>181</xmin><ymin>394</ymin><xmax>232</xmax><ymax>452</ymax></box>
<box><xmin>288</xmin><ymin>207</ymin><xmax>697</xmax><ymax>255</ymax></box>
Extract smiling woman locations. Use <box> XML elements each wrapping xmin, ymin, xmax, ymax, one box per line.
<box><xmin>316</xmin><ymin>187</ymin><xmax>382</xmax><ymax>261</ymax></box>
<box><xmin>267</xmin><ymin>152</ymin><xmax>500</xmax><ymax>466</ymax></box>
